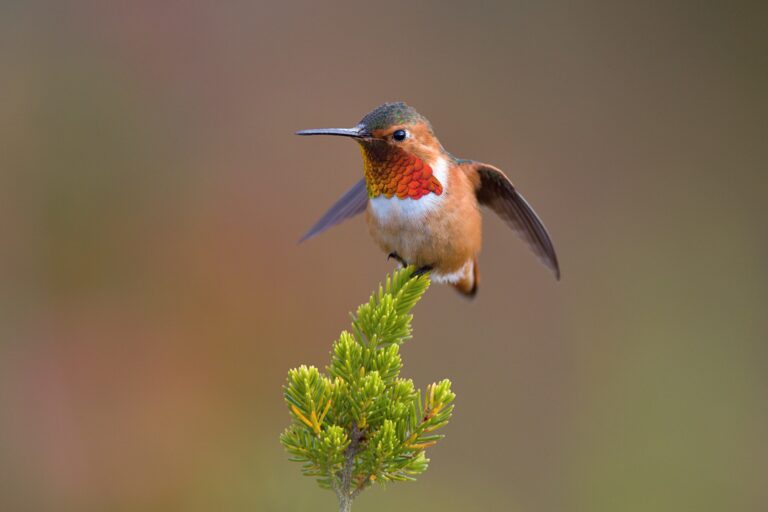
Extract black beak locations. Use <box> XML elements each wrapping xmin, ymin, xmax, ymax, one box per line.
<box><xmin>295</xmin><ymin>126</ymin><xmax>371</xmax><ymax>138</ymax></box>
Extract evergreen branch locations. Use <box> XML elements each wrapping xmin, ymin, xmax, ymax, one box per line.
<box><xmin>281</xmin><ymin>267</ymin><xmax>455</xmax><ymax>511</ymax></box>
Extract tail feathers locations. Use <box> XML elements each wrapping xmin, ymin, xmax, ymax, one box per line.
<box><xmin>452</xmin><ymin>258</ymin><xmax>479</xmax><ymax>298</ymax></box>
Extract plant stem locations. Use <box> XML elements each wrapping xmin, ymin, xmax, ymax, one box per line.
<box><xmin>338</xmin><ymin>494</ymin><xmax>353</xmax><ymax>512</ymax></box>
<box><xmin>336</xmin><ymin>423</ymin><xmax>363</xmax><ymax>512</ymax></box>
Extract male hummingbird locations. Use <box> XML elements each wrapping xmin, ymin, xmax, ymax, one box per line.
<box><xmin>297</xmin><ymin>102</ymin><xmax>559</xmax><ymax>296</ymax></box>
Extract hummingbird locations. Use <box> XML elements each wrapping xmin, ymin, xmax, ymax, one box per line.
<box><xmin>297</xmin><ymin>102</ymin><xmax>559</xmax><ymax>296</ymax></box>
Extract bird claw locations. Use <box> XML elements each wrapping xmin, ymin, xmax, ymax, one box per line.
<box><xmin>411</xmin><ymin>265</ymin><xmax>433</xmax><ymax>278</ymax></box>
<box><xmin>387</xmin><ymin>253</ymin><xmax>431</xmax><ymax>278</ymax></box>
<box><xmin>387</xmin><ymin>252</ymin><xmax>408</xmax><ymax>267</ymax></box>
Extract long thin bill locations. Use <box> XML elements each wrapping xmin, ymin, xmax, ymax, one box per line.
<box><xmin>295</xmin><ymin>127</ymin><xmax>366</xmax><ymax>138</ymax></box>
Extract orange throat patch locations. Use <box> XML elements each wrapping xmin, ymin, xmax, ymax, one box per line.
<box><xmin>360</xmin><ymin>144</ymin><xmax>443</xmax><ymax>200</ymax></box>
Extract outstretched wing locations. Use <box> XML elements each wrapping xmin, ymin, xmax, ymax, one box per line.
<box><xmin>300</xmin><ymin>179</ymin><xmax>369</xmax><ymax>242</ymax></box>
<box><xmin>467</xmin><ymin>162</ymin><xmax>560</xmax><ymax>280</ymax></box>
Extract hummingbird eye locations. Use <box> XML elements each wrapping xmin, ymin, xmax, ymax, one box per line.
<box><xmin>392</xmin><ymin>129</ymin><xmax>407</xmax><ymax>142</ymax></box>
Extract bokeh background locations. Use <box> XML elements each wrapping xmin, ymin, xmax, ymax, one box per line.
<box><xmin>2</xmin><ymin>1</ymin><xmax>766</xmax><ymax>511</ymax></box>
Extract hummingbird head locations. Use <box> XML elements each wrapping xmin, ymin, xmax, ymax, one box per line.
<box><xmin>296</xmin><ymin>102</ymin><xmax>446</xmax><ymax>199</ymax></box>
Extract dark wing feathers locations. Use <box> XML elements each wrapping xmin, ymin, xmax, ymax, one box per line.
<box><xmin>471</xmin><ymin>162</ymin><xmax>560</xmax><ymax>280</ymax></box>
<box><xmin>299</xmin><ymin>178</ymin><xmax>369</xmax><ymax>242</ymax></box>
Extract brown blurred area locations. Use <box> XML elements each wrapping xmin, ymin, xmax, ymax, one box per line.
<box><xmin>1</xmin><ymin>1</ymin><xmax>766</xmax><ymax>511</ymax></box>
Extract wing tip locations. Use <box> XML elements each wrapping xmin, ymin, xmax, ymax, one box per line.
<box><xmin>545</xmin><ymin>249</ymin><xmax>561</xmax><ymax>281</ymax></box>
<box><xmin>298</xmin><ymin>230</ymin><xmax>317</xmax><ymax>244</ymax></box>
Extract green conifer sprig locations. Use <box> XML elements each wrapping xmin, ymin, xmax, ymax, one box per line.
<box><xmin>281</xmin><ymin>267</ymin><xmax>455</xmax><ymax>511</ymax></box>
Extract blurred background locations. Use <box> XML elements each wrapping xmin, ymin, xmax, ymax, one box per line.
<box><xmin>1</xmin><ymin>1</ymin><xmax>766</xmax><ymax>511</ymax></box>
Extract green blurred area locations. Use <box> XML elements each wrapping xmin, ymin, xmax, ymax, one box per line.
<box><xmin>1</xmin><ymin>1</ymin><xmax>766</xmax><ymax>511</ymax></box>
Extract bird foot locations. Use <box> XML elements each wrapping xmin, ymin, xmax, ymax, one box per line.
<box><xmin>387</xmin><ymin>252</ymin><xmax>408</xmax><ymax>267</ymax></box>
<box><xmin>411</xmin><ymin>265</ymin><xmax>433</xmax><ymax>278</ymax></box>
